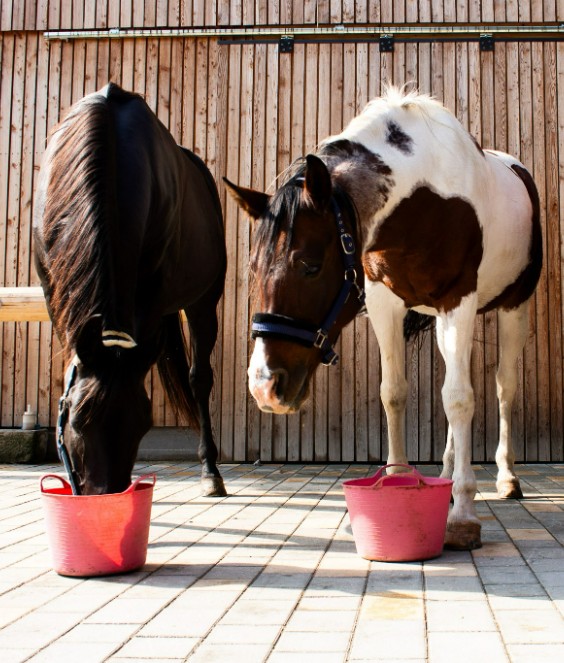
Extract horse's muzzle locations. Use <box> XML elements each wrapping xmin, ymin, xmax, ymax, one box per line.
<box><xmin>248</xmin><ymin>365</ymin><xmax>296</xmax><ymax>414</ymax></box>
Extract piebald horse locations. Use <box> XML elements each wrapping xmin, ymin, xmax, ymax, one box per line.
<box><xmin>226</xmin><ymin>87</ymin><xmax>542</xmax><ymax>550</ymax></box>
<box><xmin>34</xmin><ymin>83</ymin><xmax>227</xmax><ymax>497</ymax></box>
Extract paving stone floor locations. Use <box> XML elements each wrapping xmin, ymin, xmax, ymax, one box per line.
<box><xmin>1</xmin><ymin>461</ymin><xmax>563</xmax><ymax>662</ymax></box>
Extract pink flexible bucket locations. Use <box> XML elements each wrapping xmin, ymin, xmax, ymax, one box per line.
<box><xmin>343</xmin><ymin>464</ymin><xmax>453</xmax><ymax>562</ymax></box>
<box><xmin>40</xmin><ymin>473</ymin><xmax>156</xmax><ymax>577</ymax></box>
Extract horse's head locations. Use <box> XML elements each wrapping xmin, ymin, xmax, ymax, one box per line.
<box><xmin>60</xmin><ymin>316</ymin><xmax>153</xmax><ymax>495</ymax></box>
<box><xmin>225</xmin><ymin>155</ymin><xmax>364</xmax><ymax>415</ymax></box>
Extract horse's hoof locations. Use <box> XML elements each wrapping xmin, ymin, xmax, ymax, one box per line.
<box><xmin>496</xmin><ymin>479</ymin><xmax>523</xmax><ymax>500</ymax></box>
<box><xmin>201</xmin><ymin>476</ymin><xmax>227</xmax><ymax>497</ymax></box>
<box><xmin>444</xmin><ymin>521</ymin><xmax>482</xmax><ymax>551</ymax></box>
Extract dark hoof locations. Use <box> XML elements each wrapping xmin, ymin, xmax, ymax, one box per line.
<box><xmin>497</xmin><ymin>479</ymin><xmax>523</xmax><ymax>500</ymax></box>
<box><xmin>201</xmin><ymin>476</ymin><xmax>227</xmax><ymax>497</ymax></box>
<box><xmin>444</xmin><ymin>521</ymin><xmax>482</xmax><ymax>551</ymax></box>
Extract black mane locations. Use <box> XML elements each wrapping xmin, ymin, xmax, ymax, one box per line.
<box><xmin>37</xmin><ymin>95</ymin><xmax>116</xmax><ymax>351</ymax></box>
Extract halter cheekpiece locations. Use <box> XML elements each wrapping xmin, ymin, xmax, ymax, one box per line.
<box><xmin>251</xmin><ymin>197</ymin><xmax>365</xmax><ymax>366</ymax></box>
<box><xmin>56</xmin><ymin>357</ymin><xmax>82</xmax><ymax>495</ymax></box>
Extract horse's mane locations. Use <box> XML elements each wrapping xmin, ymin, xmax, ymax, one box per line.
<box><xmin>373</xmin><ymin>84</ymin><xmax>440</xmax><ymax>112</ymax></box>
<box><xmin>353</xmin><ymin>84</ymin><xmax>482</xmax><ymax>157</ymax></box>
<box><xmin>39</xmin><ymin>92</ymin><xmax>118</xmax><ymax>352</ymax></box>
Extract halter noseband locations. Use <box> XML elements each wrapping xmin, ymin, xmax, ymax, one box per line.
<box><xmin>251</xmin><ymin>197</ymin><xmax>365</xmax><ymax>366</ymax></box>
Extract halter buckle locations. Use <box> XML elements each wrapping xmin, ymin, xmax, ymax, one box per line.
<box><xmin>341</xmin><ymin>233</ymin><xmax>355</xmax><ymax>255</ymax></box>
<box><xmin>314</xmin><ymin>329</ymin><xmax>328</xmax><ymax>349</ymax></box>
<box><xmin>58</xmin><ymin>394</ymin><xmax>67</xmax><ymax>416</ymax></box>
<box><xmin>322</xmin><ymin>349</ymin><xmax>339</xmax><ymax>366</ymax></box>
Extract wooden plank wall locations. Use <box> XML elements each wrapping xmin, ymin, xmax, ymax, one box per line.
<box><xmin>1</xmin><ymin>1</ymin><xmax>563</xmax><ymax>464</ymax></box>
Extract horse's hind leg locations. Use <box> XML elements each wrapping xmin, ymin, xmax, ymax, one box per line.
<box><xmin>185</xmin><ymin>291</ymin><xmax>226</xmax><ymax>498</ymax></box>
<box><xmin>495</xmin><ymin>303</ymin><xmax>528</xmax><ymax>499</ymax></box>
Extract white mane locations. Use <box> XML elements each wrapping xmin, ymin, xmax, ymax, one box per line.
<box><xmin>349</xmin><ymin>85</ymin><xmax>464</xmax><ymax>139</ymax></box>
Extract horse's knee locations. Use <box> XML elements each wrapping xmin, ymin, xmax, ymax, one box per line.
<box><xmin>380</xmin><ymin>379</ymin><xmax>408</xmax><ymax>415</ymax></box>
<box><xmin>442</xmin><ymin>387</ymin><xmax>474</xmax><ymax>425</ymax></box>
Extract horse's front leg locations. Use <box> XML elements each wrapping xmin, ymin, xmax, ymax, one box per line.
<box><xmin>495</xmin><ymin>304</ymin><xmax>528</xmax><ymax>499</ymax></box>
<box><xmin>186</xmin><ymin>297</ymin><xmax>227</xmax><ymax>498</ymax></box>
<box><xmin>437</xmin><ymin>299</ymin><xmax>482</xmax><ymax>550</ymax></box>
<box><xmin>366</xmin><ymin>284</ymin><xmax>408</xmax><ymax>470</ymax></box>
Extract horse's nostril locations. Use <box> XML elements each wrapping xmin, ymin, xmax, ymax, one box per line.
<box><xmin>271</xmin><ymin>368</ymin><xmax>289</xmax><ymax>398</ymax></box>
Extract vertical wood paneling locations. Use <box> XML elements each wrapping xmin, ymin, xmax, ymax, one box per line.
<box><xmin>1</xmin><ymin>1</ymin><xmax>563</xmax><ymax>465</ymax></box>
<box><xmin>545</xmin><ymin>43</ymin><xmax>563</xmax><ymax>462</ymax></box>
<box><xmin>0</xmin><ymin>35</ymin><xmax>14</xmax><ymax>426</ymax></box>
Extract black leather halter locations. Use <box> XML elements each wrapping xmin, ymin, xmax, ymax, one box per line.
<box><xmin>56</xmin><ymin>360</ymin><xmax>82</xmax><ymax>495</ymax></box>
<box><xmin>251</xmin><ymin>198</ymin><xmax>365</xmax><ymax>366</ymax></box>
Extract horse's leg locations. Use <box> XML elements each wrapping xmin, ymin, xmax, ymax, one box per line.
<box><xmin>495</xmin><ymin>303</ymin><xmax>528</xmax><ymax>499</ymax></box>
<box><xmin>437</xmin><ymin>296</ymin><xmax>482</xmax><ymax>550</ymax></box>
<box><xmin>436</xmin><ymin>322</ymin><xmax>455</xmax><ymax>479</ymax></box>
<box><xmin>185</xmin><ymin>288</ymin><xmax>226</xmax><ymax>498</ymax></box>
<box><xmin>366</xmin><ymin>283</ymin><xmax>408</xmax><ymax>470</ymax></box>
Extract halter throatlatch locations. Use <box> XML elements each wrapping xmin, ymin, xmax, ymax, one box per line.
<box><xmin>56</xmin><ymin>357</ymin><xmax>82</xmax><ymax>495</ymax></box>
<box><xmin>251</xmin><ymin>198</ymin><xmax>365</xmax><ymax>366</ymax></box>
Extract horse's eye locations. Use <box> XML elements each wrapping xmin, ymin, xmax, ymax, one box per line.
<box><xmin>299</xmin><ymin>260</ymin><xmax>321</xmax><ymax>277</ymax></box>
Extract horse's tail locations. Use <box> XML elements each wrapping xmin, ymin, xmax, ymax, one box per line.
<box><xmin>157</xmin><ymin>314</ymin><xmax>200</xmax><ymax>430</ymax></box>
<box><xmin>403</xmin><ymin>310</ymin><xmax>435</xmax><ymax>341</ymax></box>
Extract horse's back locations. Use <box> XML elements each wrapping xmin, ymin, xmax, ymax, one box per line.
<box><xmin>340</xmin><ymin>92</ymin><xmax>541</xmax><ymax>314</ymax></box>
<box><xmin>103</xmin><ymin>84</ymin><xmax>225</xmax><ymax>308</ymax></box>
<box><xmin>35</xmin><ymin>83</ymin><xmax>225</xmax><ymax>342</ymax></box>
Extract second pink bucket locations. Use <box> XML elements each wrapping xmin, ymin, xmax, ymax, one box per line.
<box><xmin>343</xmin><ymin>464</ymin><xmax>453</xmax><ymax>562</ymax></box>
<box><xmin>40</xmin><ymin>473</ymin><xmax>156</xmax><ymax>577</ymax></box>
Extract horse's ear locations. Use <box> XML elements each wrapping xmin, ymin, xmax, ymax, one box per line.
<box><xmin>303</xmin><ymin>154</ymin><xmax>332</xmax><ymax>211</ymax></box>
<box><xmin>75</xmin><ymin>314</ymin><xmax>105</xmax><ymax>368</ymax></box>
<box><xmin>223</xmin><ymin>177</ymin><xmax>270</xmax><ymax>220</ymax></box>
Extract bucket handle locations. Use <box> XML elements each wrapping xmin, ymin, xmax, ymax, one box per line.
<box><xmin>40</xmin><ymin>474</ymin><xmax>72</xmax><ymax>493</ymax></box>
<box><xmin>371</xmin><ymin>464</ymin><xmax>425</xmax><ymax>488</ymax></box>
<box><xmin>123</xmin><ymin>473</ymin><xmax>156</xmax><ymax>493</ymax></box>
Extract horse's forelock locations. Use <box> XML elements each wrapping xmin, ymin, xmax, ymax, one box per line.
<box><xmin>251</xmin><ymin>175</ymin><xmax>303</xmax><ymax>280</ymax></box>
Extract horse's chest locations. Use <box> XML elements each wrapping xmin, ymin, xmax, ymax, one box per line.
<box><xmin>363</xmin><ymin>186</ymin><xmax>483</xmax><ymax>312</ymax></box>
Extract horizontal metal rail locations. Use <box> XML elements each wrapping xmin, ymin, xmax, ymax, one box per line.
<box><xmin>43</xmin><ymin>23</ymin><xmax>564</xmax><ymax>43</ymax></box>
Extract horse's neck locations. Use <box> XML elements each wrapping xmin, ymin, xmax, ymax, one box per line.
<box><xmin>327</xmin><ymin>159</ymin><xmax>386</xmax><ymax>243</ymax></box>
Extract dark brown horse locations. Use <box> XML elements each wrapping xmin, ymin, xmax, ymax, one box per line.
<box><xmin>34</xmin><ymin>83</ymin><xmax>226</xmax><ymax>497</ymax></box>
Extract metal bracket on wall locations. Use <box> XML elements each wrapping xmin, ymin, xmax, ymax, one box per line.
<box><xmin>479</xmin><ymin>33</ymin><xmax>495</xmax><ymax>51</ymax></box>
<box><xmin>379</xmin><ymin>34</ymin><xmax>394</xmax><ymax>52</ymax></box>
<box><xmin>279</xmin><ymin>35</ymin><xmax>294</xmax><ymax>53</ymax></box>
